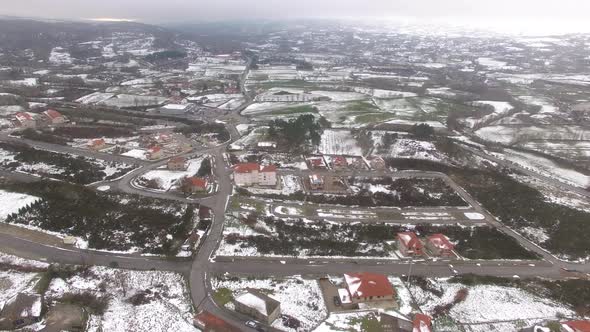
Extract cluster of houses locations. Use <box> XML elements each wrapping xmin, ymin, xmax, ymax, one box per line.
<box><xmin>397</xmin><ymin>232</ymin><xmax>456</xmax><ymax>258</ymax></box>
<box><xmin>232</xmin><ymin>162</ymin><xmax>277</xmax><ymax>187</ymax></box>
<box><xmin>87</xmin><ymin>132</ymin><xmax>191</xmax><ymax>161</ymax></box>
<box><xmin>12</xmin><ymin>109</ymin><xmax>68</xmax><ymax>128</ymax></box>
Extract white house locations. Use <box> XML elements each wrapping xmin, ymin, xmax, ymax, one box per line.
<box><xmin>233</xmin><ymin>163</ymin><xmax>277</xmax><ymax>187</ymax></box>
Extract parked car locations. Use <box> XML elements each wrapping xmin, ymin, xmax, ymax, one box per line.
<box><xmin>333</xmin><ymin>295</ymin><xmax>341</xmax><ymax>306</ymax></box>
<box><xmin>245</xmin><ymin>320</ymin><xmax>265</xmax><ymax>331</ymax></box>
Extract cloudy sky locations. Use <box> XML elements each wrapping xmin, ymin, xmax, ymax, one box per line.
<box><xmin>2</xmin><ymin>0</ymin><xmax>590</xmax><ymax>34</ymax></box>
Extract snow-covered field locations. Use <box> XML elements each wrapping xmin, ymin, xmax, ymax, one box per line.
<box><xmin>0</xmin><ymin>190</ymin><xmax>40</xmax><ymax>221</ymax></box>
<box><xmin>319</xmin><ymin>130</ymin><xmax>363</xmax><ymax>156</ymax></box>
<box><xmin>410</xmin><ymin>278</ymin><xmax>574</xmax><ymax>331</ymax></box>
<box><xmin>497</xmin><ymin>149</ymin><xmax>590</xmax><ymax>188</ymax></box>
<box><xmin>46</xmin><ymin>266</ymin><xmax>197</xmax><ymax>332</ymax></box>
<box><xmin>0</xmin><ymin>253</ymin><xmax>49</xmax><ymax>307</ymax></box>
<box><xmin>212</xmin><ymin>275</ymin><xmax>327</xmax><ymax>332</ymax></box>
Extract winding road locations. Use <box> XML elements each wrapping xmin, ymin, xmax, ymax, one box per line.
<box><xmin>1</xmin><ymin>58</ymin><xmax>590</xmax><ymax>331</ymax></box>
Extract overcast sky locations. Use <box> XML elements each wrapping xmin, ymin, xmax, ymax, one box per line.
<box><xmin>2</xmin><ymin>0</ymin><xmax>590</xmax><ymax>34</ymax></box>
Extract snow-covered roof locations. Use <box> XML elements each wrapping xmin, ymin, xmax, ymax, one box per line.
<box><xmin>397</xmin><ymin>232</ymin><xmax>423</xmax><ymax>250</ymax></box>
<box><xmin>234</xmin><ymin>290</ymin><xmax>280</xmax><ymax>317</ymax></box>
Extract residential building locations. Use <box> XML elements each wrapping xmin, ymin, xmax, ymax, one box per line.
<box><xmin>331</xmin><ymin>156</ymin><xmax>348</xmax><ymax>170</ymax></box>
<box><xmin>233</xmin><ymin>163</ymin><xmax>277</xmax><ymax>187</ymax></box>
<box><xmin>147</xmin><ymin>146</ymin><xmax>163</xmax><ymax>160</ymax></box>
<box><xmin>309</xmin><ymin>174</ymin><xmax>325</xmax><ymax>190</ymax></box>
<box><xmin>14</xmin><ymin>112</ymin><xmax>36</xmax><ymax>128</ymax></box>
<box><xmin>397</xmin><ymin>232</ymin><xmax>424</xmax><ymax>256</ymax></box>
<box><xmin>233</xmin><ymin>289</ymin><xmax>281</xmax><ymax>324</ymax></box>
<box><xmin>308</xmin><ymin>157</ymin><xmax>326</xmax><ymax>169</ymax></box>
<box><xmin>168</xmin><ymin>156</ymin><xmax>187</xmax><ymax>171</ymax></box>
<box><xmin>412</xmin><ymin>314</ymin><xmax>432</xmax><ymax>332</ymax></box>
<box><xmin>369</xmin><ymin>156</ymin><xmax>386</xmax><ymax>170</ymax></box>
<box><xmin>426</xmin><ymin>234</ymin><xmax>455</xmax><ymax>257</ymax></box>
<box><xmin>42</xmin><ymin>109</ymin><xmax>66</xmax><ymax>124</ymax></box>
<box><xmin>187</xmin><ymin>177</ymin><xmax>208</xmax><ymax>193</ymax></box>
<box><xmin>561</xmin><ymin>320</ymin><xmax>590</xmax><ymax>332</ymax></box>
<box><xmin>88</xmin><ymin>138</ymin><xmax>106</xmax><ymax>151</ymax></box>
<box><xmin>341</xmin><ymin>272</ymin><xmax>396</xmax><ymax>305</ymax></box>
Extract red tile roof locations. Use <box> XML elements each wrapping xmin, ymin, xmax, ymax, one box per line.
<box><xmin>562</xmin><ymin>321</ymin><xmax>590</xmax><ymax>332</ymax></box>
<box><xmin>149</xmin><ymin>146</ymin><xmax>162</xmax><ymax>153</ymax></box>
<box><xmin>189</xmin><ymin>177</ymin><xmax>208</xmax><ymax>188</ymax></box>
<box><xmin>427</xmin><ymin>234</ymin><xmax>454</xmax><ymax>251</ymax></box>
<box><xmin>15</xmin><ymin>112</ymin><xmax>33</xmax><ymax>121</ymax></box>
<box><xmin>309</xmin><ymin>158</ymin><xmax>324</xmax><ymax>167</ymax></box>
<box><xmin>89</xmin><ymin>138</ymin><xmax>105</xmax><ymax>147</ymax></box>
<box><xmin>412</xmin><ymin>314</ymin><xmax>432</xmax><ymax>332</ymax></box>
<box><xmin>332</xmin><ymin>156</ymin><xmax>348</xmax><ymax>166</ymax></box>
<box><xmin>260</xmin><ymin>164</ymin><xmax>277</xmax><ymax>172</ymax></box>
<box><xmin>169</xmin><ymin>156</ymin><xmax>186</xmax><ymax>163</ymax></box>
<box><xmin>398</xmin><ymin>232</ymin><xmax>423</xmax><ymax>250</ymax></box>
<box><xmin>44</xmin><ymin>109</ymin><xmax>62</xmax><ymax>119</ymax></box>
<box><xmin>344</xmin><ymin>272</ymin><xmax>395</xmax><ymax>298</ymax></box>
<box><xmin>194</xmin><ymin>310</ymin><xmax>241</xmax><ymax>332</ymax></box>
<box><xmin>233</xmin><ymin>163</ymin><xmax>260</xmax><ymax>173</ymax></box>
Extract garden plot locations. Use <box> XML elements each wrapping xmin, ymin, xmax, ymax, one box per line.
<box><xmin>137</xmin><ymin>156</ymin><xmax>205</xmax><ymax>191</ymax></box>
<box><xmin>319</xmin><ymin>130</ymin><xmax>363</xmax><ymax>156</ymax></box>
<box><xmin>212</xmin><ymin>275</ymin><xmax>327</xmax><ymax>332</ymax></box>
<box><xmin>408</xmin><ymin>278</ymin><xmax>575</xmax><ymax>332</ymax></box>
<box><xmin>43</xmin><ymin>266</ymin><xmax>196</xmax><ymax>332</ymax></box>
<box><xmin>378</xmin><ymin>138</ymin><xmax>445</xmax><ymax>161</ymax></box>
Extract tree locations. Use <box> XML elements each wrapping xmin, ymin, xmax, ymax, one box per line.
<box><xmin>196</xmin><ymin>158</ymin><xmax>212</xmax><ymax>177</ymax></box>
<box><xmin>380</xmin><ymin>133</ymin><xmax>398</xmax><ymax>150</ymax></box>
<box><xmin>412</xmin><ymin>123</ymin><xmax>435</xmax><ymax>139</ymax></box>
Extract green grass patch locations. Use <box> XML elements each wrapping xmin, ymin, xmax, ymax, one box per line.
<box><xmin>212</xmin><ymin>288</ymin><xmax>234</xmax><ymax>306</ymax></box>
<box><xmin>354</xmin><ymin>112</ymin><xmax>396</xmax><ymax>124</ymax></box>
<box><xmin>267</xmin><ymin>105</ymin><xmax>318</xmax><ymax>116</ymax></box>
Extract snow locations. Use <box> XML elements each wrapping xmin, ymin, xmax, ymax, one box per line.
<box><xmin>97</xmin><ymin>186</ymin><xmax>111</xmax><ymax>192</ymax></box>
<box><xmin>121</xmin><ymin>149</ymin><xmax>148</xmax><ymax>160</ymax></box>
<box><xmin>463</xmin><ymin>212</ymin><xmax>485</xmax><ymax>220</ymax></box>
<box><xmin>319</xmin><ymin>130</ymin><xmax>363</xmax><ymax>156</ymax></box>
<box><xmin>410</xmin><ymin>278</ymin><xmax>574</xmax><ymax>330</ymax></box>
<box><xmin>0</xmin><ymin>190</ymin><xmax>40</xmax><ymax>221</ymax></box>
<box><xmin>212</xmin><ymin>275</ymin><xmax>327</xmax><ymax>331</ymax></box>
<box><xmin>138</xmin><ymin>156</ymin><xmax>204</xmax><ymax>191</ymax></box>
<box><xmin>49</xmin><ymin>47</ymin><xmax>73</xmax><ymax>65</ymax></box>
<box><xmin>46</xmin><ymin>266</ymin><xmax>197</xmax><ymax>332</ymax></box>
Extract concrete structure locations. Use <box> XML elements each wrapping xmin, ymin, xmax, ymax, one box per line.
<box><xmin>426</xmin><ymin>234</ymin><xmax>455</xmax><ymax>257</ymax></box>
<box><xmin>233</xmin><ymin>289</ymin><xmax>281</xmax><ymax>324</ymax></box>
<box><xmin>340</xmin><ymin>272</ymin><xmax>396</xmax><ymax>305</ymax></box>
<box><xmin>168</xmin><ymin>156</ymin><xmax>187</xmax><ymax>171</ymax></box>
<box><xmin>380</xmin><ymin>312</ymin><xmax>413</xmax><ymax>332</ymax></box>
<box><xmin>158</xmin><ymin>103</ymin><xmax>195</xmax><ymax>115</ymax></box>
<box><xmin>397</xmin><ymin>232</ymin><xmax>424</xmax><ymax>256</ymax></box>
<box><xmin>233</xmin><ymin>163</ymin><xmax>277</xmax><ymax>187</ymax></box>
<box><xmin>0</xmin><ymin>293</ymin><xmax>43</xmax><ymax>330</ymax></box>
